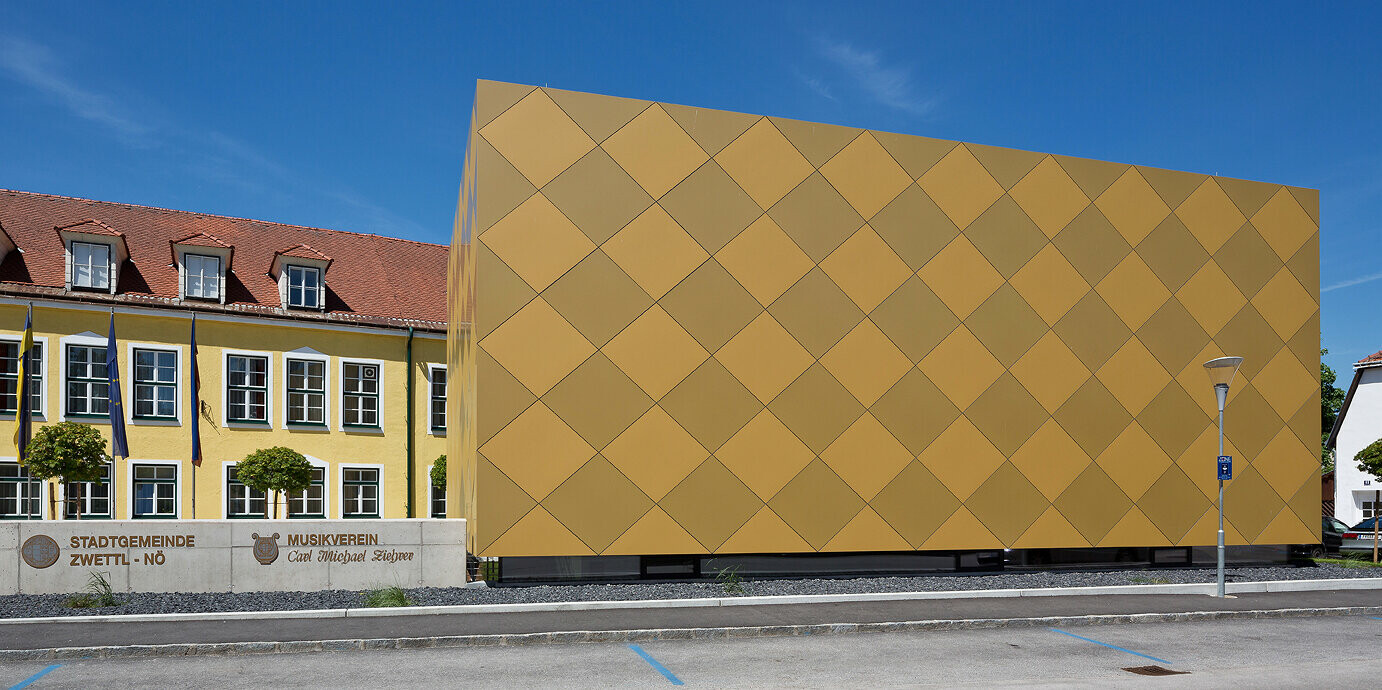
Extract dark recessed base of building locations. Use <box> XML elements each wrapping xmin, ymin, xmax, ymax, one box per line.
<box><xmin>490</xmin><ymin>546</ymin><xmax>1309</xmax><ymax>584</ymax></box>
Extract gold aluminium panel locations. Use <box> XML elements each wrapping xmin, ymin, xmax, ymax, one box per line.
<box><xmin>453</xmin><ymin>80</ymin><xmax>1321</xmax><ymax>558</ymax></box>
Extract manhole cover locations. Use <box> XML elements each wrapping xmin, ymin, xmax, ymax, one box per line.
<box><xmin>1122</xmin><ymin>665</ymin><xmax>1188</xmax><ymax>676</ymax></box>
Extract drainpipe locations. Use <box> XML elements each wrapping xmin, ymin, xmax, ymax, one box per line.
<box><xmin>406</xmin><ymin>326</ymin><xmax>415</xmax><ymax>518</ymax></box>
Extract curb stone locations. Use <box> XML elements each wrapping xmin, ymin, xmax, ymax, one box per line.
<box><xmin>4</xmin><ymin>577</ymin><xmax>1379</xmax><ymax>625</ymax></box>
<box><xmin>2</xmin><ymin>605</ymin><xmax>1380</xmax><ymax>661</ymax></box>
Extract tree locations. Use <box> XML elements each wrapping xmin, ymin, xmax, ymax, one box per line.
<box><xmin>430</xmin><ymin>454</ymin><xmax>446</xmax><ymax>490</ymax></box>
<box><xmin>237</xmin><ymin>447</ymin><xmax>313</xmax><ymax>519</ymax></box>
<box><xmin>22</xmin><ymin>422</ymin><xmax>111</xmax><ymax>520</ymax></box>
<box><xmin>1355</xmin><ymin>439</ymin><xmax>1382</xmax><ymax>563</ymax></box>
<box><xmin>1322</xmin><ymin>348</ymin><xmax>1347</xmax><ymax>469</ymax></box>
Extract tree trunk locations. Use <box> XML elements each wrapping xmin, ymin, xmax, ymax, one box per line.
<box><xmin>271</xmin><ymin>490</ymin><xmax>277</xmax><ymax>520</ymax></box>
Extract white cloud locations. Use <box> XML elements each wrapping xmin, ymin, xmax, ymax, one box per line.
<box><xmin>1323</xmin><ymin>271</ymin><xmax>1382</xmax><ymax>293</ymax></box>
<box><xmin>813</xmin><ymin>36</ymin><xmax>937</xmax><ymax>116</ymax></box>
<box><xmin>0</xmin><ymin>35</ymin><xmax>149</xmax><ymax>140</ymax></box>
<box><xmin>792</xmin><ymin>68</ymin><xmax>836</xmax><ymax>101</ymax></box>
<box><xmin>0</xmin><ymin>34</ymin><xmax>426</xmax><ymax>238</ymax></box>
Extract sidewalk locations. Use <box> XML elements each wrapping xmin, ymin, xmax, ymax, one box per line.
<box><xmin>1</xmin><ymin>585</ymin><xmax>1379</xmax><ymax>657</ymax></box>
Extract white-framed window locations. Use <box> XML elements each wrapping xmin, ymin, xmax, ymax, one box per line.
<box><xmin>341</xmin><ymin>359</ymin><xmax>382</xmax><ymax>429</ymax></box>
<box><xmin>0</xmin><ymin>336</ymin><xmax>46</xmax><ymax>419</ymax></box>
<box><xmin>129</xmin><ymin>461</ymin><xmax>179</xmax><ymax>519</ymax></box>
<box><xmin>71</xmin><ymin>241</ymin><xmax>112</xmax><ymax>291</ymax></box>
<box><xmin>341</xmin><ymin>465</ymin><xmax>381</xmax><ymax>518</ymax></box>
<box><xmin>428</xmin><ymin>463</ymin><xmax>446</xmax><ymax>518</ymax></box>
<box><xmin>184</xmin><ymin>254</ymin><xmax>221</xmax><ymax>300</ymax></box>
<box><xmin>286</xmin><ymin>266</ymin><xmax>321</xmax><ymax>309</ymax></box>
<box><xmin>1366</xmin><ymin>500</ymin><xmax>1377</xmax><ymax>520</ymax></box>
<box><xmin>0</xmin><ymin>460</ymin><xmax>46</xmax><ymax>519</ymax></box>
<box><xmin>131</xmin><ymin>346</ymin><xmax>179</xmax><ymax>422</ymax></box>
<box><xmin>62</xmin><ymin>336</ymin><xmax>109</xmax><ymax>420</ymax></box>
<box><xmin>289</xmin><ymin>459</ymin><xmax>329</xmax><ymax>518</ymax></box>
<box><xmin>428</xmin><ymin>364</ymin><xmax>446</xmax><ymax>433</ymax></box>
<box><xmin>224</xmin><ymin>463</ymin><xmax>267</xmax><ymax>519</ymax></box>
<box><xmin>63</xmin><ymin>462</ymin><xmax>112</xmax><ymax>519</ymax></box>
<box><xmin>284</xmin><ymin>352</ymin><xmax>328</xmax><ymax>427</ymax></box>
<box><xmin>223</xmin><ymin>350</ymin><xmax>271</xmax><ymax>426</ymax></box>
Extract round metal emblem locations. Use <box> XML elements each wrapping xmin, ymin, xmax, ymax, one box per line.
<box><xmin>21</xmin><ymin>535</ymin><xmax>60</xmax><ymax>569</ymax></box>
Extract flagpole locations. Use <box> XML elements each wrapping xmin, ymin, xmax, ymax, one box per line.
<box><xmin>19</xmin><ymin>303</ymin><xmax>36</xmax><ymax>519</ymax></box>
<box><xmin>190</xmin><ymin>312</ymin><xmax>202</xmax><ymax>520</ymax></box>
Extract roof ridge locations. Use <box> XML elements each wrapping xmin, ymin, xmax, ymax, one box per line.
<box><xmin>0</xmin><ymin>188</ymin><xmax>449</xmax><ymax>249</ymax></box>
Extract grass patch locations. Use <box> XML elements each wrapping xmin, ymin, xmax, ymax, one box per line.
<box><xmin>709</xmin><ymin>560</ymin><xmax>746</xmax><ymax>595</ymax></box>
<box><xmin>1314</xmin><ymin>554</ymin><xmax>1382</xmax><ymax>569</ymax></box>
<box><xmin>1129</xmin><ymin>575</ymin><xmax>1172</xmax><ymax>585</ymax></box>
<box><xmin>65</xmin><ymin>570</ymin><xmax>120</xmax><ymax>609</ymax></box>
<box><xmin>363</xmin><ymin>586</ymin><xmax>416</xmax><ymax>607</ymax></box>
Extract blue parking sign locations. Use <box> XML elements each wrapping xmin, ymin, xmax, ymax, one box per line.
<box><xmin>1217</xmin><ymin>456</ymin><xmax>1232</xmax><ymax>481</ymax></box>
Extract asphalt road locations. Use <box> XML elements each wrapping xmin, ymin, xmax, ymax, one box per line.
<box><xmin>3</xmin><ymin>614</ymin><xmax>1380</xmax><ymax>687</ymax></box>
<box><xmin>2</xmin><ymin>589</ymin><xmax>1380</xmax><ymax>651</ymax></box>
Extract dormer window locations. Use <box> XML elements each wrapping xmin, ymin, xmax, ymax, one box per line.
<box><xmin>72</xmin><ymin>241</ymin><xmax>111</xmax><ymax>290</ymax></box>
<box><xmin>171</xmin><ymin>232</ymin><xmax>233</xmax><ymax>304</ymax></box>
<box><xmin>57</xmin><ymin>219</ymin><xmax>129</xmax><ymax>295</ymax></box>
<box><xmin>184</xmin><ymin>254</ymin><xmax>221</xmax><ymax>300</ymax></box>
<box><xmin>287</xmin><ymin>266</ymin><xmax>321</xmax><ymax>309</ymax></box>
<box><xmin>271</xmin><ymin>244</ymin><xmax>332</xmax><ymax>313</ymax></box>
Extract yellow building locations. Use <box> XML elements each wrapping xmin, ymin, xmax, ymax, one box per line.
<box><xmin>451</xmin><ymin>81</ymin><xmax>1322</xmax><ymax>569</ymax></box>
<box><xmin>1</xmin><ymin>190</ymin><xmax>450</xmax><ymax>520</ymax></box>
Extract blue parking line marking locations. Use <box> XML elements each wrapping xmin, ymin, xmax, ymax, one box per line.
<box><xmin>9</xmin><ymin>664</ymin><xmax>62</xmax><ymax>690</ymax></box>
<box><xmin>1050</xmin><ymin>628</ymin><xmax>1171</xmax><ymax>665</ymax></box>
<box><xmin>629</xmin><ymin>644</ymin><xmax>684</xmax><ymax>685</ymax></box>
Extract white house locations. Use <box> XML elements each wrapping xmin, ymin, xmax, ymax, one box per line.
<box><xmin>1328</xmin><ymin>350</ymin><xmax>1382</xmax><ymax>526</ymax></box>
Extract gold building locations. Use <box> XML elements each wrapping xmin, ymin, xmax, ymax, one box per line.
<box><xmin>450</xmin><ymin>81</ymin><xmax>1321</xmax><ymax>563</ymax></box>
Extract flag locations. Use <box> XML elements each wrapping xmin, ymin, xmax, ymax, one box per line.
<box><xmin>190</xmin><ymin>314</ymin><xmax>202</xmax><ymax>466</ymax></box>
<box><xmin>12</xmin><ymin>305</ymin><xmax>33</xmax><ymax>462</ymax></box>
<box><xmin>106</xmin><ymin>311</ymin><xmax>129</xmax><ymax>460</ymax></box>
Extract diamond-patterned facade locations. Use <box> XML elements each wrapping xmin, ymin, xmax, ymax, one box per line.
<box><xmin>458</xmin><ymin>81</ymin><xmax>1320</xmax><ymax>558</ymax></box>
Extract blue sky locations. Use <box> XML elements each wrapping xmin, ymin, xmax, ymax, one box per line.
<box><xmin>1</xmin><ymin>1</ymin><xmax>1378</xmax><ymax>376</ymax></box>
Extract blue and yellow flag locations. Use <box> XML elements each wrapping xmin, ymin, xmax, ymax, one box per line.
<box><xmin>13</xmin><ymin>305</ymin><xmax>33</xmax><ymax>462</ymax></box>
<box><xmin>190</xmin><ymin>314</ymin><xmax>202</xmax><ymax>466</ymax></box>
<box><xmin>106</xmin><ymin>311</ymin><xmax>129</xmax><ymax>460</ymax></box>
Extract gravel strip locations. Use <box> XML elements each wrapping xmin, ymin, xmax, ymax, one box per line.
<box><xmin>2</xmin><ymin>564</ymin><xmax>1377</xmax><ymax>619</ymax></box>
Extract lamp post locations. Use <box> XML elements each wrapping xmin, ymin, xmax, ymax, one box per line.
<box><xmin>1203</xmin><ymin>356</ymin><xmax>1244</xmax><ymax>598</ymax></box>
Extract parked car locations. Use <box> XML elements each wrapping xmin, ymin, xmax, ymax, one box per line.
<box><xmin>1322</xmin><ymin>517</ymin><xmax>1349</xmax><ymax>555</ymax></box>
<box><xmin>1341</xmin><ymin>518</ymin><xmax>1382</xmax><ymax>554</ymax></box>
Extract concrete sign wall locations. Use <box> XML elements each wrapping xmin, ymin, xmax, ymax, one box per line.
<box><xmin>1</xmin><ymin>519</ymin><xmax>466</xmax><ymax>594</ymax></box>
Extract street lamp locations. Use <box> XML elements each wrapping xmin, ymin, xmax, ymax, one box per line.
<box><xmin>1203</xmin><ymin>356</ymin><xmax>1243</xmax><ymax>598</ymax></box>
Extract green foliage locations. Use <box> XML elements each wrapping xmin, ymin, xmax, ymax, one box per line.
<box><xmin>1355</xmin><ymin>438</ymin><xmax>1382</xmax><ymax>480</ymax></box>
<box><xmin>1313</xmin><ymin>555</ymin><xmax>1382</xmax><ymax>569</ymax></box>
<box><xmin>363</xmin><ymin>586</ymin><xmax>415</xmax><ymax>607</ymax></box>
<box><xmin>1322</xmin><ymin>348</ymin><xmax>1346</xmax><ymax>433</ymax></box>
<box><xmin>237</xmin><ymin>447</ymin><xmax>314</xmax><ymax>495</ymax></box>
<box><xmin>1129</xmin><ymin>575</ymin><xmax>1172</xmax><ymax>585</ymax></box>
<box><xmin>23</xmin><ymin>421</ymin><xmax>110</xmax><ymax>484</ymax></box>
<box><xmin>709</xmin><ymin>560</ymin><xmax>746</xmax><ymax>595</ymax></box>
<box><xmin>430</xmin><ymin>455</ymin><xmax>446</xmax><ymax>490</ymax></box>
<box><xmin>65</xmin><ymin>570</ymin><xmax>119</xmax><ymax>608</ymax></box>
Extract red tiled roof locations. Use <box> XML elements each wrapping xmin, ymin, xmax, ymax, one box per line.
<box><xmin>275</xmin><ymin>243</ymin><xmax>333</xmax><ymax>263</ymax></box>
<box><xmin>56</xmin><ymin>218</ymin><xmax>124</xmax><ymax>237</ymax></box>
<box><xmin>1358</xmin><ymin>351</ymin><xmax>1382</xmax><ymax>367</ymax></box>
<box><xmin>172</xmin><ymin>231</ymin><xmax>232</xmax><ymax>248</ymax></box>
<box><xmin>0</xmin><ymin>189</ymin><xmax>455</xmax><ymax>329</ymax></box>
